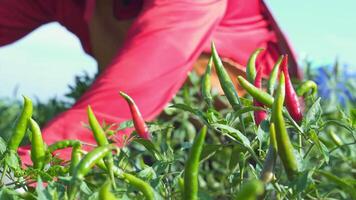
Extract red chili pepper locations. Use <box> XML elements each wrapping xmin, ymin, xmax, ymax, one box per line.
<box><xmin>281</xmin><ymin>55</ymin><xmax>303</xmax><ymax>122</ymax></box>
<box><xmin>120</xmin><ymin>91</ymin><xmax>151</xmax><ymax>140</ymax></box>
<box><xmin>253</xmin><ymin>66</ymin><xmax>267</xmax><ymax>125</ymax></box>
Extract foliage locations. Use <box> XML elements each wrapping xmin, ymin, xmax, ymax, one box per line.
<box><xmin>0</xmin><ymin>55</ymin><xmax>355</xmax><ymax>199</ymax></box>
<box><xmin>0</xmin><ymin>72</ymin><xmax>93</xmax><ymax>141</ymax></box>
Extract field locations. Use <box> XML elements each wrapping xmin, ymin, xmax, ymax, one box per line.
<box><xmin>0</xmin><ymin>49</ymin><xmax>355</xmax><ymax>200</ymax></box>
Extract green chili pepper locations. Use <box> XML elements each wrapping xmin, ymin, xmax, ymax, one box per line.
<box><xmin>260</xmin><ymin>123</ymin><xmax>277</xmax><ymax>183</ymax></box>
<box><xmin>269</xmin><ymin>123</ymin><xmax>278</xmax><ymax>153</ymax></box>
<box><xmin>201</xmin><ymin>56</ymin><xmax>213</xmax><ymax>107</ymax></box>
<box><xmin>47</xmin><ymin>140</ymin><xmax>81</xmax><ymax>153</ymax></box>
<box><xmin>96</xmin><ymin>159</ymin><xmax>123</xmax><ymax>178</ymax></box>
<box><xmin>237</xmin><ymin>76</ymin><xmax>274</xmax><ymax>107</ymax></box>
<box><xmin>234</xmin><ymin>179</ymin><xmax>264</xmax><ymax>200</ymax></box>
<box><xmin>69</xmin><ymin>144</ymin><xmax>82</xmax><ymax>175</ymax></box>
<box><xmin>122</xmin><ymin>173</ymin><xmax>156</xmax><ymax>200</ymax></box>
<box><xmin>87</xmin><ymin>106</ymin><xmax>110</xmax><ymax>146</ymax></box>
<box><xmin>211</xmin><ymin>42</ymin><xmax>241</xmax><ymax>110</ymax></box>
<box><xmin>272</xmin><ymin>74</ymin><xmax>298</xmax><ymax>180</ymax></box>
<box><xmin>69</xmin><ymin>144</ymin><xmax>116</xmax><ymax>200</ymax></box>
<box><xmin>96</xmin><ymin>161</ymin><xmax>153</xmax><ymax>199</ymax></box>
<box><xmin>183</xmin><ymin>126</ymin><xmax>207</xmax><ymax>200</ymax></box>
<box><xmin>296</xmin><ymin>80</ymin><xmax>318</xmax><ymax>97</ymax></box>
<box><xmin>29</xmin><ymin>118</ymin><xmax>46</xmax><ymax>170</ymax></box>
<box><xmin>246</xmin><ymin>48</ymin><xmax>264</xmax><ymax>83</ymax></box>
<box><xmin>99</xmin><ymin>181</ymin><xmax>117</xmax><ymax>200</ymax></box>
<box><xmin>8</xmin><ymin>96</ymin><xmax>33</xmax><ymax>151</ymax></box>
<box><xmin>327</xmin><ymin>128</ymin><xmax>343</xmax><ymax>147</ymax></box>
<box><xmin>267</xmin><ymin>55</ymin><xmax>284</xmax><ymax>95</ymax></box>
<box><xmin>87</xmin><ymin>106</ymin><xmax>116</xmax><ymax>188</ymax></box>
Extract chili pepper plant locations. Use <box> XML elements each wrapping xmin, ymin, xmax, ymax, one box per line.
<box><xmin>0</xmin><ymin>46</ymin><xmax>355</xmax><ymax>200</ymax></box>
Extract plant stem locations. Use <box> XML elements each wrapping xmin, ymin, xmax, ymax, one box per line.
<box><xmin>0</xmin><ymin>164</ymin><xmax>8</xmax><ymax>184</ymax></box>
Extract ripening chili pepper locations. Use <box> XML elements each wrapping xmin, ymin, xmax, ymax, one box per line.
<box><xmin>99</xmin><ymin>181</ymin><xmax>117</xmax><ymax>200</ymax></box>
<box><xmin>296</xmin><ymin>80</ymin><xmax>318</xmax><ymax>97</ymax></box>
<box><xmin>87</xmin><ymin>106</ymin><xmax>116</xmax><ymax>188</ymax></box>
<box><xmin>119</xmin><ymin>91</ymin><xmax>151</xmax><ymax>140</ymax></box>
<box><xmin>47</xmin><ymin>140</ymin><xmax>81</xmax><ymax>154</ymax></box>
<box><xmin>234</xmin><ymin>179</ymin><xmax>264</xmax><ymax>200</ymax></box>
<box><xmin>260</xmin><ymin>123</ymin><xmax>277</xmax><ymax>183</ymax></box>
<box><xmin>246</xmin><ymin>48</ymin><xmax>264</xmax><ymax>83</ymax></box>
<box><xmin>122</xmin><ymin>173</ymin><xmax>156</xmax><ymax>200</ymax></box>
<box><xmin>8</xmin><ymin>96</ymin><xmax>33</xmax><ymax>152</ymax></box>
<box><xmin>272</xmin><ymin>74</ymin><xmax>298</xmax><ymax>180</ymax></box>
<box><xmin>201</xmin><ymin>56</ymin><xmax>213</xmax><ymax>107</ymax></box>
<box><xmin>237</xmin><ymin>76</ymin><xmax>274</xmax><ymax>107</ymax></box>
<box><xmin>69</xmin><ymin>144</ymin><xmax>82</xmax><ymax>175</ymax></box>
<box><xmin>69</xmin><ymin>144</ymin><xmax>116</xmax><ymax>200</ymax></box>
<box><xmin>183</xmin><ymin>126</ymin><xmax>207</xmax><ymax>200</ymax></box>
<box><xmin>267</xmin><ymin>55</ymin><xmax>284</xmax><ymax>95</ymax></box>
<box><xmin>281</xmin><ymin>55</ymin><xmax>303</xmax><ymax>122</ymax></box>
<box><xmin>211</xmin><ymin>42</ymin><xmax>241</xmax><ymax>110</ymax></box>
<box><xmin>29</xmin><ymin>118</ymin><xmax>46</xmax><ymax>170</ymax></box>
<box><xmin>253</xmin><ymin>66</ymin><xmax>268</xmax><ymax>125</ymax></box>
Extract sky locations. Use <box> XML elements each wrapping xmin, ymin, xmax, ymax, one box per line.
<box><xmin>0</xmin><ymin>1</ymin><xmax>355</xmax><ymax>101</ymax></box>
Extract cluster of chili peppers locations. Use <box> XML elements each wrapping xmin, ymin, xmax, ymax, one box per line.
<box><xmin>238</xmin><ymin>48</ymin><xmax>318</xmax><ymax>180</ymax></box>
<box><xmin>208</xmin><ymin>43</ymin><xmax>318</xmax><ymax>182</ymax></box>
<box><xmin>1</xmin><ymin>45</ymin><xmax>322</xmax><ymax>199</ymax></box>
<box><xmin>1</xmin><ymin>92</ymin><xmax>156</xmax><ymax>199</ymax></box>
<box><xmin>237</xmin><ymin>49</ymin><xmax>319</xmax><ymax>125</ymax></box>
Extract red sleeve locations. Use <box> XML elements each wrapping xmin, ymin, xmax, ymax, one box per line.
<box><xmin>0</xmin><ymin>0</ymin><xmax>57</xmax><ymax>46</ymax></box>
<box><xmin>18</xmin><ymin>0</ymin><xmax>228</xmax><ymax>163</ymax></box>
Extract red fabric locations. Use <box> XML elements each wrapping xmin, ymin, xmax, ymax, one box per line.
<box><xmin>0</xmin><ymin>0</ymin><xmax>299</xmax><ymax>165</ymax></box>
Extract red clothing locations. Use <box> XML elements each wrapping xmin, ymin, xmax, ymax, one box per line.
<box><xmin>0</xmin><ymin>0</ymin><xmax>300</xmax><ymax>165</ymax></box>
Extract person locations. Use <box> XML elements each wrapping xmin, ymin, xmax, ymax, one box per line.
<box><xmin>0</xmin><ymin>0</ymin><xmax>301</xmax><ymax>164</ymax></box>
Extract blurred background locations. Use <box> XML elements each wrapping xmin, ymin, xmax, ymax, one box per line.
<box><xmin>0</xmin><ymin>0</ymin><xmax>355</xmax><ymax>101</ymax></box>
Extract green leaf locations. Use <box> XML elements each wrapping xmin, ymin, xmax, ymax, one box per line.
<box><xmin>350</xmin><ymin>108</ymin><xmax>356</xmax><ymax>127</ymax></box>
<box><xmin>0</xmin><ymin>137</ymin><xmax>7</xmax><ymax>154</ymax></box>
<box><xmin>256</xmin><ymin>120</ymin><xmax>269</xmax><ymax>143</ymax></box>
<box><xmin>205</xmin><ymin>109</ymin><xmax>223</xmax><ymax>124</ymax></box>
<box><xmin>5</xmin><ymin>150</ymin><xmax>20</xmax><ymax>170</ymax></box>
<box><xmin>317</xmin><ymin>170</ymin><xmax>356</xmax><ymax>199</ymax></box>
<box><xmin>79</xmin><ymin>181</ymin><xmax>93</xmax><ymax>196</ymax></box>
<box><xmin>133</xmin><ymin>138</ymin><xmax>162</xmax><ymax>161</ymax></box>
<box><xmin>229</xmin><ymin>146</ymin><xmax>245</xmax><ymax>171</ymax></box>
<box><xmin>198</xmin><ymin>190</ymin><xmax>214</xmax><ymax>200</ymax></box>
<box><xmin>147</xmin><ymin>122</ymin><xmax>173</xmax><ymax>133</ymax></box>
<box><xmin>170</xmin><ymin>104</ymin><xmax>206</xmax><ymax>122</ymax></box>
<box><xmin>200</xmin><ymin>144</ymin><xmax>222</xmax><ymax>162</ymax></box>
<box><xmin>233</xmin><ymin>106</ymin><xmax>266</xmax><ymax>117</ymax></box>
<box><xmin>36</xmin><ymin>177</ymin><xmax>52</xmax><ymax>200</ymax></box>
<box><xmin>138</xmin><ymin>167</ymin><xmax>156</xmax><ymax>179</ymax></box>
<box><xmin>239</xmin><ymin>97</ymin><xmax>253</xmax><ymax>107</ymax></box>
<box><xmin>295</xmin><ymin>170</ymin><xmax>311</xmax><ymax>193</ymax></box>
<box><xmin>116</xmin><ymin>120</ymin><xmax>134</xmax><ymax>131</ymax></box>
<box><xmin>0</xmin><ymin>187</ymin><xmax>21</xmax><ymax>200</ymax></box>
<box><xmin>310</xmin><ymin>130</ymin><xmax>329</xmax><ymax>163</ymax></box>
<box><xmin>211</xmin><ymin>124</ymin><xmax>251</xmax><ymax>147</ymax></box>
<box><xmin>305</xmin><ymin>98</ymin><xmax>322</xmax><ymax>126</ymax></box>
